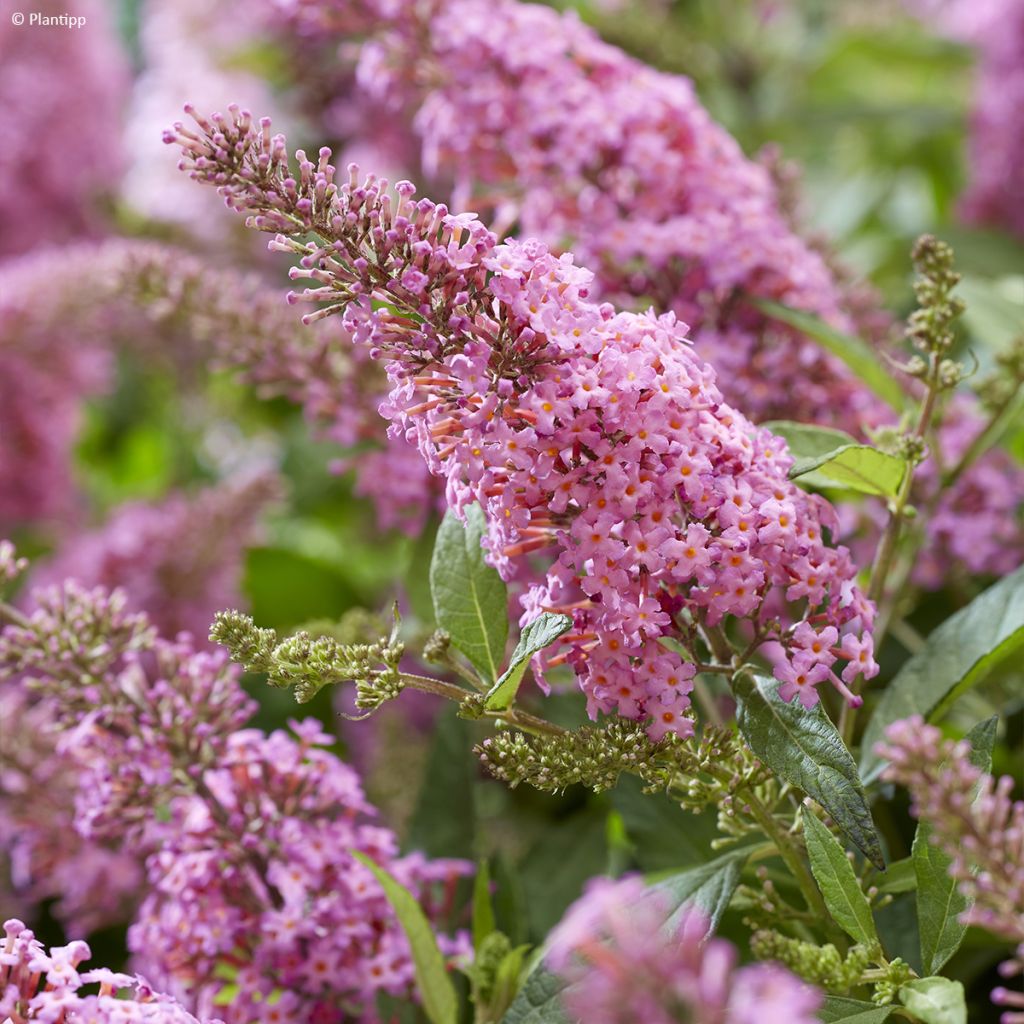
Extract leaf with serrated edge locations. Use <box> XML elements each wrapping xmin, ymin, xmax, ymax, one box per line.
<box><xmin>353</xmin><ymin>852</ymin><xmax>458</xmax><ymax>1024</ymax></box>
<box><xmin>861</xmin><ymin>565</ymin><xmax>1024</xmax><ymax>783</ymax></box>
<box><xmin>803</xmin><ymin>811</ymin><xmax>879</xmax><ymax>948</ymax></box>
<box><xmin>899</xmin><ymin>978</ymin><xmax>967</xmax><ymax>1024</ymax></box>
<box><xmin>429</xmin><ymin>505</ymin><xmax>508</xmax><ymax>683</ymax></box>
<box><xmin>734</xmin><ymin>673</ymin><xmax>884</xmax><ymax>868</ymax></box>
<box><xmin>915</xmin><ymin>717</ymin><xmax>997</xmax><ymax>974</ymax></box>
<box><xmin>789</xmin><ymin>445</ymin><xmax>907</xmax><ymax>499</ymax></box>
<box><xmin>485</xmin><ymin>613</ymin><xmax>572</xmax><ymax>711</ymax></box>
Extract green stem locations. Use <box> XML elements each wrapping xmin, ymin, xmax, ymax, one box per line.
<box><xmin>398</xmin><ymin>672</ymin><xmax>567</xmax><ymax>736</ymax></box>
<box><xmin>740</xmin><ymin>788</ymin><xmax>847</xmax><ymax>950</ymax></box>
<box><xmin>942</xmin><ymin>379</ymin><xmax>1023</xmax><ymax>488</ymax></box>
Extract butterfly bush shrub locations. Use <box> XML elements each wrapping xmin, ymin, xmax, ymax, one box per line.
<box><xmin>2</xmin><ymin>5</ymin><xmax>1023</xmax><ymax>1024</ymax></box>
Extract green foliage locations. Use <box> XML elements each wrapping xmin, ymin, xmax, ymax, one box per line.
<box><xmin>789</xmin><ymin>444</ymin><xmax>907</xmax><ymax>498</ymax></box>
<box><xmin>733</xmin><ymin>673</ymin><xmax>883</xmax><ymax>867</ymax></box>
<box><xmin>353</xmin><ymin>852</ymin><xmax>460</xmax><ymax>1024</ymax></box>
<box><xmin>898</xmin><ymin>977</ymin><xmax>967</xmax><ymax>1024</ymax></box>
<box><xmin>430</xmin><ymin>506</ymin><xmax>509</xmax><ymax>683</ymax></box>
<box><xmin>819</xmin><ymin>997</ymin><xmax>893</xmax><ymax>1023</ymax></box>
<box><xmin>653</xmin><ymin>849</ymin><xmax>748</xmax><ymax>933</ymax></box>
<box><xmin>500</xmin><ymin>965</ymin><xmax>570</xmax><ymax>1024</ymax></box>
<box><xmin>802</xmin><ymin>811</ymin><xmax>879</xmax><ymax>949</ymax></box>
<box><xmin>406</xmin><ymin>708</ymin><xmax>477</xmax><ymax>859</ymax></box>
<box><xmin>913</xmin><ymin>717</ymin><xmax>996</xmax><ymax>975</ymax></box>
<box><xmin>861</xmin><ymin>565</ymin><xmax>1024</xmax><ymax>782</ymax></box>
<box><xmin>485</xmin><ymin>614</ymin><xmax>572</xmax><ymax>711</ymax></box>
<box><xmin>762</xmin><ymin>421</ymin><xmax>859</xmax><ymax>460</ymax></box>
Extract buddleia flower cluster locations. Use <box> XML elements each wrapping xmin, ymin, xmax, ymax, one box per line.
<box><xmin>167</xmin><ymin>108</ymin><xmax>882</xmax><ymax>738</ymax></box>
<box><xmin>546</xmin><ymin>875</ymin><xmax>822</xmax><ymax>1024</ymax></box>
<box><xmin>0</xmin><ymin>562</ymin><xmax>471</xmax><ymax>1022</ymax></box>
<box><xmin>265</xmin><ymin>0</ymin><xmax>1024</xmax><ymax>582</ymax></box>
<box><xmin>879</xmin><ymin>716</ymin><xmax>1024</xmax><ymax>1023</ymax></box>
<box><xmin>0</xmin><ymin>918</ymin><xmax>212</xmax><ymax>1024</ymax></box>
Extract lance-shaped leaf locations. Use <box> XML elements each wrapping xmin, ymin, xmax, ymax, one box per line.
<box><xmin>861</xmin><ymin>565</ymin><xmax>1024</xmax><ymax>783</ymax></box>
<box><xmin>500</xmin><ymin>849</ymin><xmax>749</xmax><ymax>1024</ymax></box>
<box><xmin>485</xmin><ymin>613</ymin><xmax>572</xmax><ymax>711</ymax></box>
<box><xmin>755</xmin><ymin>299</ymin><xmax>905</xmax><ymax>410</ymax></box>
<box><xmin>353</xmin><ymin>852</ymin><xmax>458</xmax><ymax>1024</ymax></box>
<box><xmin>898</xmin><ymin>977</ymin><xmax>967</xmax><ymax>1024</ymax></box>
<box><xmin>473</xmin><ymin>860</ymin><xmax>496</xmax><ymax>953</ymax></box>
<box><xmin>803</xmin><ymin>811</ymin><xmax>879</xmax><ymax>948</ymax></box>
<box><xmin>734</xmin><ymin>673</ymin><xmax>884</xmax><ymax>868</ymax></box>
<box><xmin>914</xmin><ymin>717</ymin><xmax>997</xmax><ymax>975</ymax></box>
<box><xmin>819</xmin><ymin>997</ymin><xmax>894</xmax><ymax>1023</ymax></box>
<box><xmin>789</xmin><ymin>444</ymin><xmax>907</xmax><ymax>499</ymax></box>
<box><xmin>762</xmin><ymin>420</ymin><xmax>859</xmax><ymax>461</ymax></box>
<box><xmin>430</xmin><ymin>504</ymin><xmax>508</xmax><ymax>683</ymax></box>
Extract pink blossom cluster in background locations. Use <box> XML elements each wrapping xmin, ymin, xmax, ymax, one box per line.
<box><xmin>0</xmin><ymin>574</ymin><xmax>471</xmax><ymax>1023</ymax></box>
<box><xmin>0</xmin><ymin>0</ymin><xmax>128</xmax><ymax>259</ymax></box>
<box><xmin>170</xmin><ymin>114</ymin><xmax>880</xmax><ymax>727</ymax></box>
<box><xmin>0</xmin><ymin>918</ymin><xmax>212</xmax><ymax>1024</ymax></box>
<box><xmin>547</xmin><ymin>876</ymin><xmax>822</xmax><ymax>1024</ymax></box>
<box><xmin>28</xmin><ymin>474</ymin><xmax>279</xmax><ymax>640</ymax></box>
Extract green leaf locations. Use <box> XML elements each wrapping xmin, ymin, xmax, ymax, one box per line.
<box><xmin>406</xmin><ymin>708</ymin><xmax>476</xmax><ymax>859</ymax></box>
<box><xmin>755</xmin><ymin>299</ymin><xmax>905</xmax><ymax>410</ymax></box>
<box><xmin>485</xmin><ymin>613</ymin><xmax>572</xmax><ymax>711</ymax></box>
<box><xmin>353</xmin><ymin>852</ymin><xmax>459</xmax><ymax>1024</ymax></box>
<box><xmin>861</xmin><ymin>565</ymin><xmax>1024</xmax><ymax>783</ymax></box>
<box><xmin>789</xmin><ymin>444</ymin><xmax>907</xmax><ymax>498</ymax></box>
<box><xmin>877</xmin><ymin>856</ymin><xmax>916</xmax><ymax>895</ymax></box>
<box><xmin>819</xmin><ymin>996</ymin><xmax>894</xmax><ymax>1023</ymax></box>
<box><xmin>762</xmin><ymin>421</ymin><xmax>859</xmax><ymax>461</ymax></box>
<box><xmin>734</xmin><ymin>673</ymin><xmax>884</xmax><ymax>868</ymax></box>
<box><xmin>802</xmin><ymin>811</ymin><xmax>879</xmax><ymax>948</ymax></box>
<box><xmin>430</xmin><ymin>505</ymin><xmax>509</xmax><ymax>683</ymax></box>
<box><xmin>609</xmin><ymin>775</ymin><xmax>721</xmax><ymax>872</ymax></box>
<box><xmin>473</xmin><ymin>860</ymin><xmax>496</xmax><ymax>953</ymax></box>
<box><xmin>898</xmin><ymin>977</ymin><xmax>967</xmax><ymax>1024</ymax></box>
<box><xmin>501</xmin><ymin>965</ymin><xmax>571</xmax><ymax>1024</ymax></box>
<box><xmin>958</xmin><ymin>274</ymin><xmax>1024</xmax><ymax>355</ymax></box>
<box><xmin>652</xmin><ymin>848</ymin><xmax>749</xmax><ymax>933</ymax></box>
<box><xmin>914</xmin><ymin>717</ymin><xmax>997</xmax><ymax>974</ymax></box>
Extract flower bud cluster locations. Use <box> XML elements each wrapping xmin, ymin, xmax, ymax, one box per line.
<box><xmin>169</xmin><ymin>109</ymin><xmax>879</xmax><ymax>734</ymax></box>
<box><xmin>211</xmin><ymin>609</ymin><xmax>406</xmax><ymax>707</ymax></box>
<box><xmin>0</xmin><ymin>918</ymin><xmax>211</xmax><ymax>1024</ymax></box>
<box><xmin>476</xmin><ymin>719</ymin><xmax>686</xmax><ymax>794</ymax></box>
<box><xmin>750</xmin><ymin>930</ymin><xmax>871</xmax><ymax>993</ymax></box>
<box><xmin>546</xmin><ymin>876</ymin><xmax>822</xmax><ymax>1024</ymax></box>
